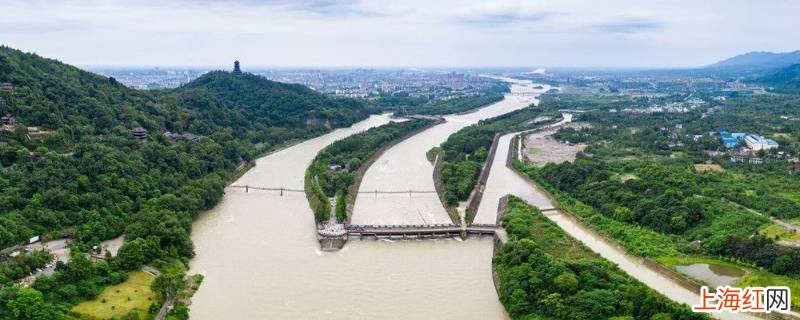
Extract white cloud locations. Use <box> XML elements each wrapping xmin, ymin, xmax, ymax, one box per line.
<box><xmin>0</xmin><ymin>0</ymin><xmax>797</xmax><ymax>67</ymax></box>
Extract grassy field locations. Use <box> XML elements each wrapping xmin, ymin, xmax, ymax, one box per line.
<box><xmin>760</xmin><ymin>223</ymin><xmax>800</xmax><ymax>242</ymax></box>
<box><xmin>70</xmin><ymin>271</ymin><xmax>156</xmax><ymax>319</ymax></box>
<box><xmin>527</xmin><ymin>205</ymin><xmax>597</xmax><ymax>260</ymax></box>
<box><xmin>694</xmin><ymin>163</ymin><xmax>724</xmax><ymax>172</ymax></box>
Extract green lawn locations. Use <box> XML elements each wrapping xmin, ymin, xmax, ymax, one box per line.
<box><xmin>760</xmin><ymin>223</ymin><xmax>800</xmax><ymax>242</ymax></box>
<box><xmin>739</xmin><ymin>270</ymin><xmax>800</xmax><ymax>310</ymax></box>
<box><xmin>70</xmin><ymin>271</ymin><xmax>156</xmax><ymax>319</ymax></box>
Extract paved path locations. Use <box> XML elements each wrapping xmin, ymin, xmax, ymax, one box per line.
<box><xmin>155</xmin><ymin>295</ymin><xmax>174</xmax><ymax>320</ymax></box>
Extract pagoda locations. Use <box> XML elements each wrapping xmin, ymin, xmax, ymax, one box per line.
<box><xmin>232</xmin><ymin>60</ymin><xmax>242</xmax><ymax>75</ymax></box>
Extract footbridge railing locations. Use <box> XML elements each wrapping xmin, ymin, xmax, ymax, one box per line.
<box><xmin>230</xmin><ymin>185</ymin><xmax>437</xmax><ymax>196</ymax></box>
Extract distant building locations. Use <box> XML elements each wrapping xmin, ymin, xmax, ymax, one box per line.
<box><xmin>1</xmin><ymin>113</ymin><xmax>15</xmax><ymax>125</ymax></box>
<box><xmin>164</xmin><ymin>131</ymin><xmax>205</xmax><ymax>143</ymax></box>
<box><xmin>749</xmin><ymin>157</ymin><xmax>763</xmax><ymax>165</ymax></box>
<box><xmin>232</xmin><ymin>60</ymin><xmax>242</xmax><ymax>75</ymax></box>
<box><xmin>744</xmin><ymin>134</ymin><xmax>779</xmax><ymax>151</ymax></box>
<box><xmin>686</xmin><ymin>97</ymin><xmax>706</xmax><ymax>105</ymax></box>
<box><xmin>0</xmin><ymin>83</ymin><xmax>13</xmax><ymax>92</ymax></box>
<box><xmin>131</xmin><ymin>127</ymin><xmax>147</xmax><ymax>141</ymax></box>
<box><xmin>730</xmin><ymin>155</ymin><xmax>747</xmax><ymax>163</ymax></box>
<box><xmin>26</xmin><ymin>127</ymin><xmax>50</xmax><ymax>140</ymax></box>
<box><xmin>722</xmin><ymin>137</ymin><xmax>739</xmax><ymax>149</ymax></box>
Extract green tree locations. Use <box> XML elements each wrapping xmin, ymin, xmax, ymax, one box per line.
<box><xmin>6</xmin><ymin>288</ymin><xmax>60</xmax><ymax>320</ymax></box>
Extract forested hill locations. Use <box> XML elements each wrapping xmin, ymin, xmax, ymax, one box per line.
<box><xmin>0</xmin><ymin>46</ymin><xmax>156</xmax><ymax>134</ymax></box>
<box><xmin>0</xmin><ymin>46</ymin><xmax>372</xmax><ymax>145</ymax></box>
<box><xmin>0</xmin><ymin>44</ymin><xmax>376</xmax><ymax>298</ymax></box>
<box><xmin>170</xmin><ymin>71</ymin><xmax>371</xmax><ymax>143</ymax></box>
<box><xmin>757</xmin><ymin>63</ymin><xmax>800</xmax><ymax>93</ymax></box>
<box><xmin>0</xmin><ymin>45</ymin><xmax>377</xmax><ymax>317</ymax></box>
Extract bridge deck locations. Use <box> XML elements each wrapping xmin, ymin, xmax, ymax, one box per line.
<box><xmin>345</xmin><ymin>224</ymin><xmax>499</xmax><ymax>240</ymax></box>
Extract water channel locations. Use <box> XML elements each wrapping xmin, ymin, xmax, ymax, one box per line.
<box><xmin>188</xmin><ymin>77</ymin><xmax>756</xmax><ymax>320</ymax></box>
<box><xmin>188</xmin><ymin>79</ymin><xmax>543</xmax><ymax>319</ymax></box>
<box><xmin>351</xmin><ymin>79</ymin><xmax>547</xmax><ymax>225</ymax></box>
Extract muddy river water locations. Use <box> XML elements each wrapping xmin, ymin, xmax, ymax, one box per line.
<box><xmin>188</xmin><ymin>78</ymin><xmax>755</xmax><ymax>320</ymax></box>
<box><xmin>188</xmin><ymin>79</ymin><xmax>543</xmax><ymax>319</ymax></box>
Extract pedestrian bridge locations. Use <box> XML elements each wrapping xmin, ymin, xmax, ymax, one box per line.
<box><xmin>229</xmin><ymin>185</ymin><xmax>436</xmax><ymax>196</ymax></box>
<box><xmin>507</xmin><ymin>92</ymin><xmax>542</xmax><ymax>97</ymax></box>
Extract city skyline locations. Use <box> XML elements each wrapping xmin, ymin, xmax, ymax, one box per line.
<box><xmin>0</xmin><ymin>0</ymin><xmax>798</xmax><ymax>68</ymax></box>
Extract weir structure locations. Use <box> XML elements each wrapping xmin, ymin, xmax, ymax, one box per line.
<box><xmin>345</xmin><ymin>223</ymin><xmax>498</xmax><ymax>240</ymax></box>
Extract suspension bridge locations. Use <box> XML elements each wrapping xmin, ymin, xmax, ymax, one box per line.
<box><xmin>228</xmin><ymin>185</ymin><xmax>437</xmax><ymax>196</ymax></box>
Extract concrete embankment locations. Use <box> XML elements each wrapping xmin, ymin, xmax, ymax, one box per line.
<box><xmin>344</xmin><ymin>118</ymin><xmax>444</xmax><ymax>223</ymax></box>
<box><xmin>318</xmin><ymin>117</ymin><xmax>444</xmax><ymax>251</ymax></box>
<box><xmin>352</xmin><ymin>82</ymin><xmax>550</xmax><ymax>226</ymax></box>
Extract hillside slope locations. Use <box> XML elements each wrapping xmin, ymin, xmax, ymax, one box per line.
<box><xmin>708</xmin><ymin>50</ymin><xmax>800</xmax><ymax>69</ymax></box>
<box><xmin>0</xmin><ymin>44</ymin><xmax>374</xmax><ymax>249</ymax></box>
<box><xmin>0</xmin><ymin>45</ymin><xmax>376</xmax><ymax>317</ymax></box>
<box><xmin>171</xmin><ymin>71</ymin><xmax>371</xmax><ymax>143</ymax></box>
<box><xmin>757</xmin><ymin>63</ymin><xmax>800</xmax><ymax>93</ymax></box>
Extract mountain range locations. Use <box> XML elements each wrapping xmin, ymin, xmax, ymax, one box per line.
<box><xmin>708</xmin><ymin>50</ymin><xmax>800</xmax><ymax>69</ymax></box>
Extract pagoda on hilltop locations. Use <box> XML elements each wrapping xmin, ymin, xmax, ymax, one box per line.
<box><xmin>232</xmin><ymin>60</ymin><xmax>242</xmax><ymax>75</ymax></box>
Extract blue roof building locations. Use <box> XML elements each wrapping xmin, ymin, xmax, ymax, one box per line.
<box><xmin>722</xmin><ymin>137</ymin><xmax>739</xmax><ymax>148</ymax></box>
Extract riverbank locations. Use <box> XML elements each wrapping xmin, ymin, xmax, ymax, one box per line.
<box><xmin>188</xmin><ymin>111</ymin><xmax>511</xmax><ymax>319</ymax></box>
<box><xmin>461</xmin><ymin>114</ymin><xmax>567</xmax><ymax>224</ymax></box>
<box><xmin>351</xmin><ymin>81</ymin><xmax>550</xmax><ymax>226</ymax></box>
<box><xmin>494</xmin><ymin>196</ymin><xmax>708</xmax><ymax>319</ymax></box>
<box><xmin>344</xmin><ymin>117</ymin><xmax>444</xmax><ymax>223</ymax></box>
<box><xmin>506</xmin><ymin>139</ymin><xmax>770</xmax><ymax>319</ymax></box>
<box><xmin>310</xmin><ymin>117</ymin><xmax>441</xmax><ymax>250</ymax></box>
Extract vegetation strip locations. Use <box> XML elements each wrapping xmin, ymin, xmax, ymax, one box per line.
<box><xmin>383</xmin><ymin>82</ymin><xmax>509</xmax><ymax>116</ymax></box>
<box><xmin>433</xmin><ymin>106</ymin><xmax>561</xmax><ymax>223</ymax></box>
<box><xmin>344</xmin><ymin>118</ymin><xmax>443</xmax><ymax>222</ymax></box>
<box><xmin>305</xmin><ymin>118</ymin><xmax>436</xmax><ymax>222</ymax></box>
<box><xmin>494</xmin><ymin>196</ymin><xmax>705</xmax><ymax>319</ymax></box>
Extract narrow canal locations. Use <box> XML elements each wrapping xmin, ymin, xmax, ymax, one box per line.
<box><xmin>490</xmin><ymin>121</ymin><xmax>759</xmax><ymax>320</ymax></box>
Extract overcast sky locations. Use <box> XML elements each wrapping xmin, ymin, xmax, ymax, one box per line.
<box><xmin>0</xmin><ymin>0</ymin><xmax>798</xmax><ymax>68</ymax></box>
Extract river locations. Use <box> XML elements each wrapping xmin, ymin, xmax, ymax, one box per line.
<box><xmin>493</xmin><ymin>118</ymin><xmax>759</xmax><ymax>320</ymax></box>
<box><xmin>188</xmin><ymin>79</ymin><xmax>545</xmax><ymax>320</ymax></box>
<box><xmin>351</xmin><ymin>79</ymin><xmax>549</xmax><ymax>225</ymax></box>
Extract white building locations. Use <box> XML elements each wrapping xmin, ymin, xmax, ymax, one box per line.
<box><xmin>744</xmin><ymin>135</ymin><xmax>779</xmax><ymax>151</ymax></box>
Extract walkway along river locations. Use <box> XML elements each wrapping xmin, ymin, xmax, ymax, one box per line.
<box><xmin>187</xmin><ymin>84</ymin><xmax>539</xmax><ymax>319</ymax></box>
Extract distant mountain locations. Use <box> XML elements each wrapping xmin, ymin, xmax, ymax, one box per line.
<box><xmin>757</xmin><ymin>63</ymin><xmax>800</xmax><ymax>93</ymax></box>
<box><xmin>708</xmin><ymin>50</ymin><xmax>800</xmax><ymax>69</ymax></box>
